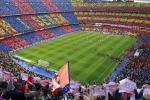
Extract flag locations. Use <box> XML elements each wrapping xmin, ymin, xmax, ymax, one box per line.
<box><xmin>57</xmin><ymin>63</ymin><xmax>70</xmax><ymax>88</ymax></box>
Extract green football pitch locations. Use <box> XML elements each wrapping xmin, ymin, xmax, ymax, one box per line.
<box><xmin>15</xmin><ymin>31</ymin><xmax>137</xmax><ymax>83</ymax></box>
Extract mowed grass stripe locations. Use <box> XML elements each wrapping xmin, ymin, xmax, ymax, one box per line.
<box><xmin>97</xmin><ymin>36</ymin><xmax>136</xmax><ymax>82</ymax></box>
<box><xmin>77</xmin><ymin>36</ymin><xmax>126</xmax><ymax>82</ymax></box>
<box><xmin>64</xmin><ymin>34</ymin><xmax>114</xmax><ymax>76</ymax></box>
<box><xmin>16</xmin><ymin>31</ymin><xmax>137</xmax><ymax>83</ymax></box>
<box><xmin>42</xmin><ymin>33</ymin><xmax>96</xmax><ymax>67</ymax></box>
<box><xmin>96</xmin><ymin>38</ymin><xmax>133</xmax><ymax>82</ymax></box>
<box><xmin>73</xmin><ymin>35</ymin><xmax>119</xmax><ymax>74</ymax></box>
<box><xmin>41</xmin><ymin>32</ymin><xmax>94</xmax><ymax>57</ymax></box>
<box><xmin>51</xmin><ymin>33</ymin><xmax>96</xmax><ymax>59</ymax></box>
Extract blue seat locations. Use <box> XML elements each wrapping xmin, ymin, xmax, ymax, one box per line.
<box><xmin>0</xmin><ymin>43</ymin><xmax>12</xmax><ymax>52</ymax></box>
<box><xmin>53</xmin><ymin>0</ymin><xmax>73</xmax><ymax>12</ymax></box>
<box><xmin>139</xmin><ymin>35</ymin><xmax>150</xmax><ymax>41</ymax></box>
<box><xmin>71</xmin><ymin>25</ymin><xmax>81</xmax><ymax>31</ymax></box>
<box><xmin>28</xmin><ymin>0</ymin><xmax>48</xmax><ymax>13</ymax></box>
<box><xmin>0</xmin><ymin>1</ymin><xmax>19</xmax><ymax>16</ymax></box>
<box><xmin>61</xmin><ymin>12</ymin><xmax>78</xmax><ymax>24</ymax></box>
<box><xmin>5</xmin><ymin>3</ymin><xmax>19</xmax><ymax>15</ymax></box>
<box><xmin>49</xmin><ymin>27</ymin><xmax>66</xmax><ymax>36</ymax></box>
<box><xmin>4</xmin><ymin>16</ymin><xmax>32</xmax><ymax>33</ymax></box>
<box><xmin>20</xmin><ymin>32</ymin><xmax>44</xmax><ymax>44</ymax></box>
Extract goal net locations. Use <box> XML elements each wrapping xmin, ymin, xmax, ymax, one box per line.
<box><xmin>38</xmin><ymin>59</ymin><xmax>49</xmax><ymax>67</ymax></box>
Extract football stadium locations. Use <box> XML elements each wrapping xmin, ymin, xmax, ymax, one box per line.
<box><xmin>0</xmin><ymin>0</ymin><xmax>150</xmax><ymax>99</ymax></box>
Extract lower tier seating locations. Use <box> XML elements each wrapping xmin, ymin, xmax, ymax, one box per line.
<box><xmin>0</xmin><ymin>25</ymin><xmax>80</xmax><ymax>52</ymax></box>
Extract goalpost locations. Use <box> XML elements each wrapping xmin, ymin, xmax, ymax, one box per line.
<box><xmin>38</xmin><ymin>59</ymin><xmax>49</xmax><ymax>68</ymax></box>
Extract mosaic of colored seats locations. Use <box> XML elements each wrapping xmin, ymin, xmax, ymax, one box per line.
<box><xmin>72</xmin><ymin>1</ymin><xmax>150</xmax><ymax>35</ymax></box>
<box><xmin>73</xmin><ymin>6</ymin><xmax>150</xmax><ymax>35</ymax></box>
<box><xmin>1</xmin><ymin>0</ymin><xmax>150</xmax><ymax>52</ymax></box>
<box><xmin>0</xmin><ymin>0</ymin><xmax>80</xmax><ymax>51</ymax></box>
<box><xmin>0</xmin><ymin>13</ymin><xmax>78</xmax><ymax>38</ymax></box>
<box><xmin>0</xmin><ymin>25</ymin><xmax>80</xmax><ymax>51</ymax></box>
<box><xmin>71</xmin><ymin>1</ymin><xmax>150</xmax><ymax>13</ymax></box>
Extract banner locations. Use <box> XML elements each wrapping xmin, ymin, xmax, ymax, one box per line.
<box><xmin>21</xmin><ymin>73</ymin><xmax>28</xmax><ymax>81</ymax></box>
<box><xmin>103</xmin><ymin>82</ymin><xmax>118</xmax><ymax>95</ymax></box>
<box><xmin>93</xmin><ymin>86</ymin><xmax>105</xmax><ymax>96</ymax></box>
<box><xmin>3</xmin><ymin>71</ymin><xmax>11</xmax><ymax>79</ymax></box>
<box><xmin>119</xmin><ymin>78</ymin><xmax>136</xmax><ymax>93</ymax></box>
<box><xmin>70</xmin><ymin>80</ymin><xmax>80</xmax><ymax>89</ymax></box>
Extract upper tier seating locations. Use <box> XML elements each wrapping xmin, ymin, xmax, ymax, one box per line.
<box><xmin>0</xmin><ymin>12</ymin><xmax>78</xmax><ymax>38</ymax></box>
<box><xmin>74</xmin><ymin>11</ymin><xmax>150</xmax><ymax>35</ymax></box>
<box><xmin>72</xmin><ymin>2</ymin><xmax>150</xmax><ymax>13</ymax></box>
<box><xmin>53</xmin><ymin>0</ymin><xmax>73</xmax><ymax>12</ymax></box>
<box><xmin>0</xmin><ymin>0</ymin><xmax>79</xmax><ymax>52</ymax></box>
<box><xmin>0</xmin><ymin>0</ymin><xmax>75</xmax><ymax>16</ymax></box>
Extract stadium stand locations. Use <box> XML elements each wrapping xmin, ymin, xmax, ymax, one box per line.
<box><xmin>72</xmin><ymin>1</ymin><xmax>150</xmax><ymax>99</ymax></box>
<box><xmin>0</xmin><ymin>43</ymin><xmax>12</xmax><ymax>52</ymax></box>
<box><xmin>28</xmin><ymin>0</ymin><xmax>49</xmax><ymax>13</ymax></box>
<box><xmin>0</xmin><ymin>52</ymin><xmax>149</xmax><ymax>99</ymax></box>
<box><xmin>2</xmin><ymin>36</ymin><xmax>29</xmax><ymax>50</ymax></box>
<box><xmin>0</xmin><ymin>0</ymin><xmax>150</xmax><ymax>99</ymax></box>
<box><xmin>53</xmin><ymin>0</ymin><xmax>73</xmax><ymax>12</ymax></box>
<box><xmin>20</xmin><ymin>32</ymin><xmax>44</xmax><ymax>44</ymax></box>
<box><xmin>0</xmin><ymin>1</ymin><xmax>19</xmax><ymax>16</ymax></box>
<box><xmin>0</xmin><ymin>25</ymin><xmax>80</xmax><ymax>51</ymax></box>
<box><xmin>0</xmin><ymin>12</ymin><xmax>78</xmax><ymax>38</ymax></box>
<box><xmin>72</xmin><ymin>1</ymin><xmax>150</xmax><ymax>37</ymax></box>
<box><xmin>35</xmin><ymin>30</ymin><xmax>56</xmax><ymax>39</ymax></box>
<box><xmin>115</xmin><ymin>47</ymin><xmax>150</xmax><ymax>87</ymax></box>
<box><xmin>4</xmin><ymin>16</ymin><xmax>32</xmax><ymax>33</ymax></box>
<box><xmin>74</xmin><ymin>11</ymin><xmax>150</xmax><ymax>35</ymax></box>
<box><xmin>41</xmin><ymin>0</ymin><xmax>60</xmax><ymax>12</ymax></box>
<box><xmin>0</xmin><ymin>0</ymin><xmax>80</xmax><ymax>51</ymax></box>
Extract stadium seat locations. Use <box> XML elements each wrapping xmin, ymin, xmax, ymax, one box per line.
<box><xmin>28</xmin><ymin>0</ymin><xmax>48</xmax><ymax>13</ymax></box>
<box><xmin>0</xmin><ymin>42</ymin><xmax>12</xmax><ymax>51</ymax></box>
<box><xmin>49</xmin><ymin>27</ymin><xmax>67</xmax><ymax>36</ymax></box>
<box><xmin>20</xmin><ymin>32</ymin><xmax>44</xmax><ymax>44</ymax></box>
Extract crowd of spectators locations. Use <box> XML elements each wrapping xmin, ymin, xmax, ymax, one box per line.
<box><xmin>81</xmin><ymin>25</ymin><xmax>136</xmax><ymax>36</ymax></box>
<box><xmin>0</xmin><ymin>33</ymin><xmax>150</xmax><ymax>100</ymax></box>
<box><xmin>116</xmin><ymin>47</ymin><xmax>150</xmax><ymax>88</ymax></box>
<box><xmin>0</xmin><ymin>52</ymin><xmax>64</xmax><ymax>100</ymax></box>
<box><xmin>0</xmin><ymin>49</ymin><xmax>150</xmax><ymax>100</ymax></box>
<box><xmin>115</xmin><ymin>66</ymin><xmax>150</xmax><ymax>88</ymax></box>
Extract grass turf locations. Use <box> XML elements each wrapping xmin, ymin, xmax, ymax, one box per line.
<box><xmin>15</xmin><ymin>31</ymin><xmax>137</xmax><ymax>83</ymax></box>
